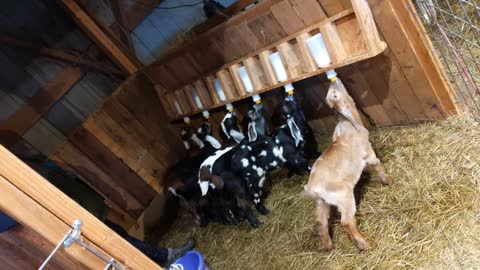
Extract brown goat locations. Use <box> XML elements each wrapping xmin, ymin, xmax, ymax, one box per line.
<box><xmin>304</xmin><ymin>78</ymin><xmax>392</xmax><ymax>251</ymax></box>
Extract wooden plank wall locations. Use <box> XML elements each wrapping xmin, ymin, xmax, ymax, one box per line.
<box><xmin>50</xmin><ymin>73</ymin><xmax>186</xmax><ymax>235</ymax></box>
<box><xmin>146</xmin><ymin>0</ymin><xmax>455</xmax><ymax>131</ymax></box>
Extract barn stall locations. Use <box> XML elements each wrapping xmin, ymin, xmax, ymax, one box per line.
<box><xmin>0</xmin><ymin>0</ymin><xmax>478</xmax><ymax>269</ymax></box>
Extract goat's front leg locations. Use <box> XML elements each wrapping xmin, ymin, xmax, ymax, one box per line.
<box><xmin>365</xmin><ymin>146</ymin><xmax>392</xmax><ymax>186</ymax></box>
<box><xmin>316</xmin><ymin>199</ymin><xmax>334</xmax><ymax>251</ymax></box>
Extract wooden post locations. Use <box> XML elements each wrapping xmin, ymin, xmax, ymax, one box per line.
<box><xmin>351</xmin><ymin>0</ymin><xmax>387</xmax><ymax>55</ymax></box>
<box><xmin>258</xmin><ymin>50</ymin><xmax>279</xmax><ymax>85</ymax></box>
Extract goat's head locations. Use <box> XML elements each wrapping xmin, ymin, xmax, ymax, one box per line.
<box><xmin>168</xmin><ymin>181</ymin><xmax>204</xmax><ymax>226</ymax></box>
<box><xmin>281</xmin><ymin>95</ymin><xmax>306</xmax><ymax>147</ymax></box>
<box><xmin>196</xmin><ymin>122</ymin><xmax>221</xmax><ymax>149</ymax></box>
<box><xmin>181</xmin><ymin>125</ymin><xmax>204</xmax><ymax>150</ymax></box>
<box><xmin>221</xmin><ymin>111</ymin><xmax>245</xmax><ymax>144</ymax></box>
<box><xmin>326</xmin><ymin>79</ymin><xmax>364</xmax><ymax>130</ymax></box>
<box><xmin>247</xmin><ymin>104</ymin><xmax>267</xmax><ymax>142</ymax></box>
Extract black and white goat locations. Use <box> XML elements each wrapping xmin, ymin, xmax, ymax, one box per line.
<box><xmin>220</xmin><ymin>110</ymin><xmax>245</xmax><ymax>145</ymax></box>
<box><xmin>231</xmin><ymin>96</ymin><xmax>311</xmax><ymax>215</ymax></box>
<box><xmin>247</xmin><ymin>103</ymin><xmax>267</xmax><ymax>142</ymax></box>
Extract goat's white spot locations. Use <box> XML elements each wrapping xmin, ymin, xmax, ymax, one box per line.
<box><xmin>241</xmin><ymin>145</ymin><xmax>246</xmax><ymax>149</ymax></box>
<box><xmin>259</xmin><ymin>150</ymin><xmax>267</xmax><ymax>156</ymax></box>
<box><xmin>199</xmin><ymin>147</ymin><xmax>234</xmax><ymax>178</ymax></box>
<box><xmin>259</xmin><ymin>176</ymin><xmax>266</xmax><ymax>188</ymax></box>
<box><xmin>273</xmin><ymin>146</ymin><xmax>287</xmax><ymax>162</ymax></box>
<box><xmin>209</xmin><ymin>183</ymin><xmax>216</xmax><ymax>189</ymax></box>
<box><xmin>254</xmin><ymin>194</ymin><xmax>259</xmax><ymax>198</ymax></box>
<box><xmin>254</xmin><ymin>198</ymin><xmax>260</xmax><ymax>204</ymax></box>
<box><xmin>191</xmin><ymin>134</ymin><xmax>205</xmax><ymax>149</ymax></box>
<box><xmin>180</xmin><ymin>130</ymin><xmax>187</xmax><ymax>136</ymax></box>
<box><xmin>183</xmin><ymin>141</ymin><xmax>190</xmax><ymax>150</ymax></box>
<box><xmin>241</xmin><ymin>158</ymin><xmax>249</xmax><ymax>167</ymax></box>
<box><xmin>251</xmin><ymin>156</ymin><xmax>256</xmax><ymax>162</ymax></box>
<box><xmin>246</xmin><ymin>172</ymin><xmax>251</xmax><ymax>176</ymax></box>
<box><xmin>270</xmin><ymin>161</ymin><xmax>278</xmax><ymax>167</ymax></box>
<box><xmin>205</xmin><ymin>135</ymin><xmax>221</xmax><ymax>149</ymax></box>
<box><xmin>221</xmin><ymin>112</ymin><xmax>233</xmax><ymax>139</ymax></box>
<box><xmin>265</xmin><ymin>141</ymin><xmax>268</xmax><ymax>145</ymax></box>
<box><xmin>199</xmin><ymin>181</ymin><xmax>210</xmax><ymax>196</ymax></box>
<box><xmin>255</xmin><ymin>167</ymin><xmax>264</xmax><ymax>177</ymax></box>
<box><xmin>247</xmin><ymin>146</ymin><xmax>252</xmax><ymax>151</ymax></box>
<box><xmin>197</xmin><ymin>128</ymin><xmax>202</xmax><ymax>134</ymax></box>
<box><xmin>275</xmin><ymin>138</ymin><xmax>280</xmax><ymax>144</ymax></box>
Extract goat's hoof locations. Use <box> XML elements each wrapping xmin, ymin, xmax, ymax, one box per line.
<box><xmin>382</xmin><ymin>176</ymin><xmax>393</xmax><ymax>186</ymax></box>
<box><xmin>355</xmin><ymin>239</ymin><xmax>371</xmax><ymax>251</ymax></box>
<box><xmin>256</xmin><ymin>205</ymin><xmax>270</xmax><ymax>215</ymax></box>
<box><xmin>323</xmin><ymin>243</ymin><xmax>335</xmax><ymax>252</ymax></box>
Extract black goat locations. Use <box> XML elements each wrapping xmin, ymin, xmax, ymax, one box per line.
<box><xmin>230</xmin><ymin>96</ymin><xmax>312</xmax><ymax>215</ymax></box>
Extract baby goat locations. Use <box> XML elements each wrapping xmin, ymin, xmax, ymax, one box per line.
<box><xmin>304</xmin><ymin>78</ymin><xmax>392</xmax><ymax>251</ymax></box>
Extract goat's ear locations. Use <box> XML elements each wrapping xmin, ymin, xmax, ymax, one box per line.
<box><xmin>211</xmin><ymin>175</ymin><xmax>224</xmax><ymax>190</ymax></box>
<box><xmin>205</xmin><ymin>135</ymin><xmax>222</xmax><ymax>149</ymax></box>
<box><xmin>339</xmin><ymin>106</ymin><xmax>362</xmax><ymax>131</ymax></box>
<box><xmin>248</xmin><ymin>122</ymin><xmax>258</xmax><ymax>142</ymax></box>
<box><xmin>191</xmin><ymin>133</ymin><xmax>205</xmax><ymax>149</ymax></box>
<box><xmin>287</xmin><ymin>118</ymin><xmax>303</xmax><ymax>147</ymax></box>
<box><xmin>230</xmin><ymin>129</ymin><xmax>245</xmax><ymax>144</ymax></box>
<box><xmin>183</xmin><ymin>140</ymin><xmax>190</xmax><ymax>150</ymax></box>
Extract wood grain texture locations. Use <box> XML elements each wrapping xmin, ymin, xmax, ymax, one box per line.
<box><xmin>0</xmin><ymin>147</ymin><xmax>163</xmax><ymax>270</ymax></box>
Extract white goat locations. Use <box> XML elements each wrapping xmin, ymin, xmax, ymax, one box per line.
<box><xmin>304</xmin><ymin>78</ymin><xmax>392</xmax><ymax>251</ymax></box>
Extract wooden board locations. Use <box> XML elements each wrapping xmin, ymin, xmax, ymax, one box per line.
<box><xmin>0</xmin><ymin>146</ymin><xmax>163</xmax><ymax>270</ymax></box>
<box><xmin>271</xmin><ymin>0</ymin><xmax>305</xmax><ymax>34</ymax></box>
<box><xmin>288</xmin><ymin>0</ymin><xmax>328</xmax><ymax>25</ymax></box>
<box><xmin>0</xmin><ymin>67</ymin><xmax>83</xmax><ymax>147</ymax></box>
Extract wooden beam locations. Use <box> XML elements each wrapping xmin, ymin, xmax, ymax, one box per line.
<box><xmin>0</xmin><ymin>35</ymin><xmax>123</xmax><ymax>76</ymax></box>
<box><xmin>110</xmin><ymin>0</ymin><xmax>135</xmax><ymax>51</ymax></box>
<box><xmin>0</xmin><ymin>66</ymin><xmax>84</xmax><ymax>147</ymax></box>
<box><xmin>0</xmin><ymin>146</ymin><xmax>163</xmax><ymax>270</ymax></box>
<box><xmin>191</xmin><ymin>0</ymin><xmax>258</xmax><ymax>35</ymax></box>
<box><xmin>0</xmin><ymin>174</ymin><xmax>109</xmax><ymax>270</ymax></box>
<box><xmin>57</xmin><ymin>0</ymin><xmax>140</xmax><ymax>74</ymax></box>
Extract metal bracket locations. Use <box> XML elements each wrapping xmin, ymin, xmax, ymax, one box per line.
<box><xmin>39</xmin><ymin>219</ymin><xmax>125</xmax><ymax>270</ymax></box>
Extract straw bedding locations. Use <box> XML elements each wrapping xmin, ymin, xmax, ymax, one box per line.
<box><xmin>158</xmin><ymin>114</ymin><xmax>480</xmax><ymax>269</ymax></box>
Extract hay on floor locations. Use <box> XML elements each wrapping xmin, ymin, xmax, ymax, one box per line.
<box><xmin>158</xmin><ymin>114</ymin><xmax>480</xmax><ymax>269</ymax></box>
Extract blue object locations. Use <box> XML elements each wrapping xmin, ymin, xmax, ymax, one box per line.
<box><xmin>0</xmin><ymin>211</ymin><xmax>18</xmax><ymax>233</ymax></box>
<box><xmin>170</xmin><ymin>250</ymin><xmax>205</xmax><ymax>270</ymax></box>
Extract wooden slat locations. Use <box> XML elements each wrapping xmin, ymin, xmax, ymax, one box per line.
<box><xmin>155</xmin><ymin>85</ymin><xmax>176</xmax><ymax>119</ymax></box>
<box><xmin>216</xmin><ymin>69</ymin><xmax>238</xmax><ymax>100</ymax></box>
<box><xmin>228</xmin><ymin>64</ymin><xmax>248</xmax><ymax>96</ymax></box>
<box><xmin>319</xmin><ymin>21</ymin><xmax>348</xmax><ymax>63</ymax></box>
<box><xmin>0</xmin><ymin>146</ymin><xmax>162</xmax><ymax>270</ymax></box>
<box><xmin>335</xmin><ymin>13</ymin><xmax>368</xmax><ymax>57</ymax></box>
<box><xmin>351</xmin><ymin>0</ymin><xmax>387</xmax><ymax>55</ymax></box>
<box><xmin>174</xmin><ymin>89</ymin><xmax>193</xmax><ymax>114</ymax></box>
<box><xmin>0</xmin><ymin>67</ymin><xmax>83</xmax><ymax>147</ymax></box>
<box><xmin>244</xmin><ymin>57</ymin><xmax>267</xmax><ymax>90</ymax></box>
<box><xmin>295</xmin><ymin>33</ymin><xmax>318</xmax><ymax>72</ymax></box>
<box><xmin>247</xmin><ymin>12</ymin><xmax>288</xmax><ymax>45</ymax></box>
<box><xmin>183</xmin><ymin>85</ymin><xmax>200</xmax><ymax>111</ymax></box>
<box><xmin>57</xmin><ymin>0</ymin><xmax>140</xmax><ymax>74</ymax></box>
<box><xmin>258</xmin><ymin>50</ymin><xmax>279</xmax><ymax>85</ymax></box>
<box><xmin>276</xmin><ymin>42</ymin><xmax>303</xmax><ymax>78</ymax></box>
<box><xmin>193</xmin><ymin>80</ymin><xmax>214</xmax><ymax>108</ymax></box>
<box><xmin>204</xmin><ymin>76</ymin><xmax>222</xmax><ymax>104</ymax></box>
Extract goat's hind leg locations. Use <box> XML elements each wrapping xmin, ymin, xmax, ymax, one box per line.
<box><xmin>337</xmin><ymin>192</ymin><xmax>370</xmax><ymax>251</ymax></box>
<box><xmin>365</xmin><ymin>145</ymin><xmax>392</xmax><ymax>186</ymax></box>
<box><xmin>316</xmin><ymin>199</ymin><xmax>334</xmax><ymax>251</ymax></box>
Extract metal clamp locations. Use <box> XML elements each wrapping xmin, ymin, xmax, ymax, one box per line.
<box><xmin>39</xmin><ymin>219</ymin><xmax>125</xmax><ymax>270</ymax></box>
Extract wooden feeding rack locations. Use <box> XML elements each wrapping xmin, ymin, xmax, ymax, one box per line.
<box><xmin>151</xmin><ymin>0</ymin><xmax>387</xmax><ymax>121</ymax></box>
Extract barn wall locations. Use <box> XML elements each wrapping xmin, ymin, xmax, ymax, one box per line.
<box><xmin>50</xmin><ymin>73</ymin><xmax>186</xmax><ymax>237</ymax></box>
<box><xmin>144</xmin><ymin>0</ymin><xmax>456</xmax><ymax>130</ymax></box>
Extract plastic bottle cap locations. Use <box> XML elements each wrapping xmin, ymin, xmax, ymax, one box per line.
<box><xmin>326</xmin><ymin>69</ymin><xmax>337</xmax><ymax>81</ymax></box>
<box><xmin>284</xmin><ymin>83</ymin><xmax>294</xmax><ymax>93</ymax></box>
<box><xmin>183</xmin><ymin>117</ymin><xmax>191</xmax><ymax>124</ymax></box>
<box><xmin>252</xmin><ymin>94</ymin><xmax>261</xmax><ymax>103</ymax></box>
<box><xmin>226</xmin><ymin>103</ymin><xmax>234</xmax><ymax>112</ymax></box>
<box><xmin>202</xmin><ymin>111</ymin><xmax>210</xmax><ymax>119</ymax></box>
